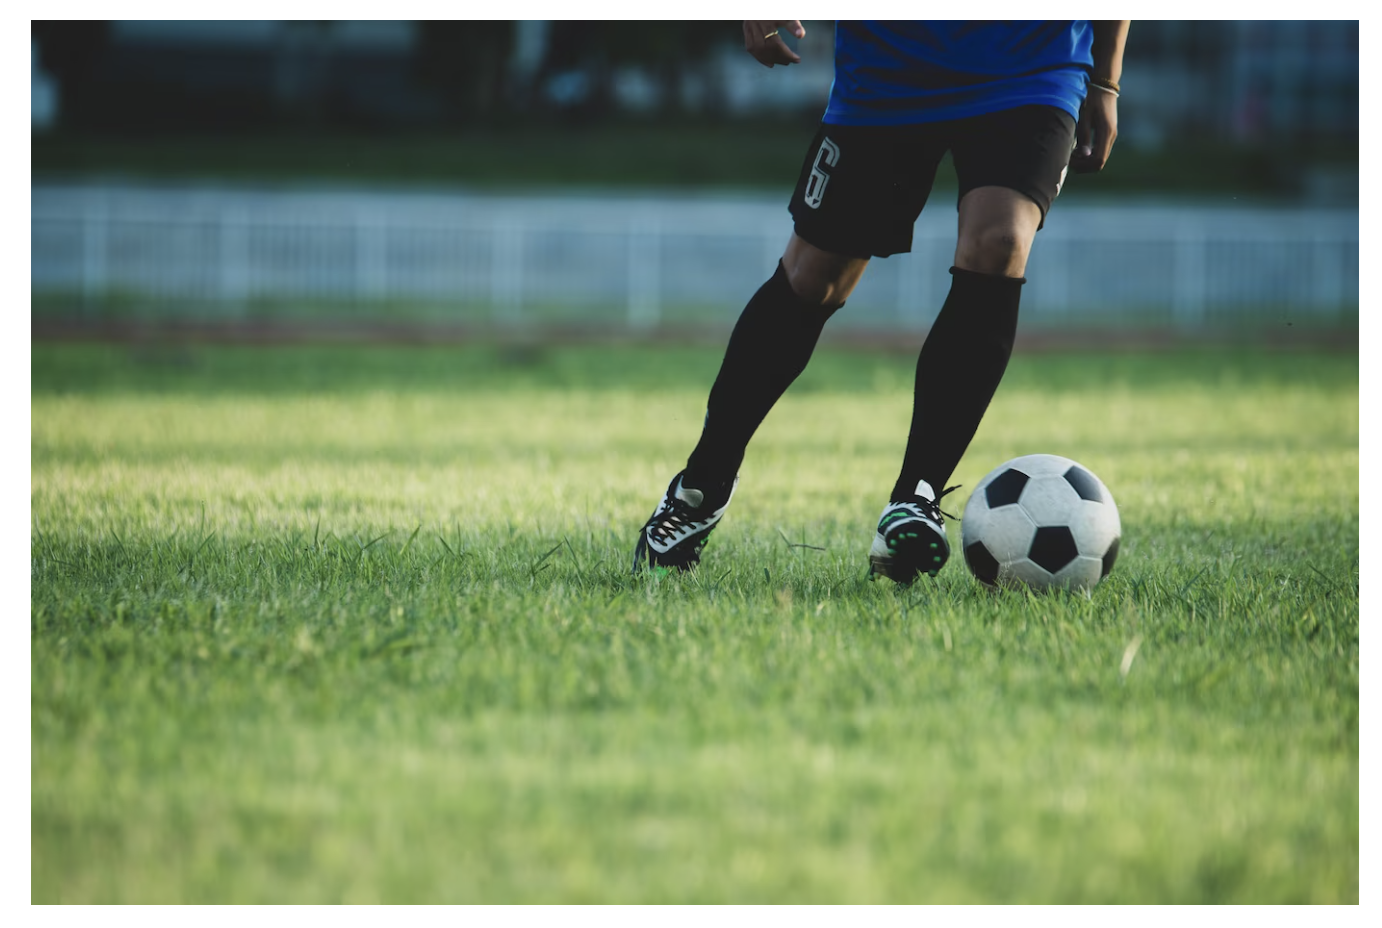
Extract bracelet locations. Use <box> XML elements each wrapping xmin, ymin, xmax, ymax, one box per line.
<box><xmin>1089</xmin><ymin>82</ymin><xmax>1119</xmax><ymax>97</ymax></box>
<box><xmin>1090</xmin><ymin>76</ymin><xmax>1121</xmax><ymax>94</ymax></box>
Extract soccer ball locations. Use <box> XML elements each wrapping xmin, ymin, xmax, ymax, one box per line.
<box><xmin>960</xmin><ymin>454</ymin><xmax>1120</xmax><ymax>592</ymax></box>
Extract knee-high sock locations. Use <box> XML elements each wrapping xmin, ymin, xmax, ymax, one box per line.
<box><xmin>685</xmin><ymin>261</ymin><xmax>836</xmax><ymax>489</ymax></box>
<box><xmin>891</xmin><ymin>266</ymin><xmax>1023</xmax><ymax>501</ymax></box>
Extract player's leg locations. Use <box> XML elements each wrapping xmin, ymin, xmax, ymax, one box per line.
<box><xmin>634</xmin><ymin>124</ymin><xmax>932</xmax><ymax>573</ymax></box>
<box><xmin>892</xmin><ymin>184</ymin><xmax>1040</xmax><ymax>495</ymax></box>
<box><xmin>875</xmin><ymin>105</ymin><xmax>1074</xmax><ymax>583</ymax></box>
<box><xmin>683</xmin><ymin>233</ymin><xmax>867</xmax><ymax>488</ymax></box>
<box><xmin>632</xmin><ymin>236</ymin><xmax>868</xmax><ymax>574</ymax></box>
<box><xmin>632</xmin><ymin>234</ymin><xmax>866</xmax><ymax>573</ymax></box>
<box><xmin>870</xmin><ymin>187</ymin><xmax>1042</xmax><ymax>582</ymax></box>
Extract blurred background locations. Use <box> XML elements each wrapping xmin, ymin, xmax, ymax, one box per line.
<box><xmin>31</xmin><ymin>20</ymin><xmax>1359</xmax><ymax>345</ymax></box>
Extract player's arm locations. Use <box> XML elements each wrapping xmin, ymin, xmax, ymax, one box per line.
<box><xmin>743</xmin><ymin>20</ymin><xmax>805</xmax><ymax>67</ymax></box>
<box><xmin>1070</xmin><ymin>20</ymin><xmax>1130</xmax><ymax>174</ymax></box>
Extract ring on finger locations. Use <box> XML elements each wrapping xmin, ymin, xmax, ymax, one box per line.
<box><xmin>763</xmin><ymin>30</ymin><xmax>778</xmax><ymax>39</ymax></box>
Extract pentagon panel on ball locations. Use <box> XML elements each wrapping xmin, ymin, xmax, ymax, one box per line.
<box><xmin>961</xmin><ymin>453</ymin><xmax>1121</xmax><ymax>592</ymax></box>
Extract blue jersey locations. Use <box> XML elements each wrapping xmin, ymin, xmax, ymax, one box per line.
<box><xmin>823</xmin><ymin>21</ymin><xmax>1093</xmax><ymax>126</ymax></box>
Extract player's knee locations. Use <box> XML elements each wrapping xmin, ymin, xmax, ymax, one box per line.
<box><xmin>956</xmin><ymin>226</ymin><xmax>1031</xmax><ymax>277</ymax></box>
<box><xmin>781</xmin><ymin>234</ymin><xmax>868</xmax><ymax>311</ymax></box>
<box><xmin>781</xmin><ymin>259</ymin><xmax>855</xmax><ymax>311</ymax></box>
<box><xmin>785</xmin><ymin>273</ymin><xmax>849</xmax><ymax>312</ymax></box>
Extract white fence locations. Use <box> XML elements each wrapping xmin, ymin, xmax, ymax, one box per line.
<box><xmin>32</xmin><ymin>183</ymin><xmax>1358</xmax><ymax>330</ymax></box>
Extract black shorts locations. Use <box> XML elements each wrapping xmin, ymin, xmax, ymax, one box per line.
<box><xmin>788</xmin><ymin>105</ymin><xmax>1077</xmax><ymax>259</ymax></box>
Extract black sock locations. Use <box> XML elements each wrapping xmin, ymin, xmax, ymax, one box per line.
<box><xmin>891</xmin><ymin>266</ymin><xmax>1023</xmax><ymax>501</ymax></box>
<box><xmin>685</xmin><ymin>261</ymin><xmax>836</xmax><ymax>489</ymax></box>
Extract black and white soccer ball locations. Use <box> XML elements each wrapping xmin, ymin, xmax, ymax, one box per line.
<box><xmin>961</xmin><ymin>454</ymin><xmax>1120</xmax><ymax>592</ymax></box>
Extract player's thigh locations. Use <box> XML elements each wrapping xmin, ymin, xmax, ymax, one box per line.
<box><xmin>788</xmin><ymin>123</ymin><xmax>945</xmax><ymax>262</ymax></box>
<box><xmin>949</xmin><ymin>105</ymin><xmax>1076</xmax><ymax>234</ymax></box>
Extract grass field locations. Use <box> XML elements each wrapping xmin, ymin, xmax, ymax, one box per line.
<box><xmin>32</xmin><ymin>121</ymin><xmax>1344</xmax><ymax>199</ymax></box>
<box><xmin>31</xmin><ymin>341</ymin><xmax>1358</xmax><ymax>903</ymax></box>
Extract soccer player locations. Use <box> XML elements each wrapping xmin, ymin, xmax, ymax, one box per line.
<box><xmin>633</xmin><ymin>20</ymin><xmax>1129</xmax><ymax>582</ymax></box>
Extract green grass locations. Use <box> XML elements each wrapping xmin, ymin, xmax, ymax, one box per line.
<box><xmin>31</xmin><ymin>122</ymin><xmax>1349</xmax><ymax>199</ymax></box>
<box><xmin>31</xmin><ymin>122</ymin><xmax>821</xmax><ymax>191</ymax></box>
<box><xmin>31</xmin><ymin>342</ymin><xmax>1358</xmax><ymax>902</ymax></box>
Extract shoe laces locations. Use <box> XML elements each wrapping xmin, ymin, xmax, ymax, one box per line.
<box><xmin>936</xmin><ymin>484</ymin><xmax>961</xmax><ymax>521</ymax></box>
<box><xmin>644</xmin><ymin>487</ymin><xmax>709</xmax><ymax>545</ymax></box>
<box><xmin>644</xmin><ymin>503</ymin><xmax>692</xmax><ymax>545</ymax></box>
<box><xmin>896</xmin><ymin>485</ymin><xmax>961</xmax><ymax>523</ymax></box>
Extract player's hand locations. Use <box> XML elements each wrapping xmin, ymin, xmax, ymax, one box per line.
<box><xmin>743</xmin><ymin>20</ymin><xmax>805</xmax><ymax>67</ymax></box>
<box><xmin>1070</xmin><ymin>85</ymin><xmax>1118</xmax><ymax>174</ymax></box>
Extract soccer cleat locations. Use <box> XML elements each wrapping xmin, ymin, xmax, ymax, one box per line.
<box><xmin>869</xmin><ymin>480</ymin><xmax>956</xmax><ymax>584</ymax></box>
<box><xmin>632</xmin><ymin>470</ymin><xmax>738</xmax><ymax>574</ymax></box>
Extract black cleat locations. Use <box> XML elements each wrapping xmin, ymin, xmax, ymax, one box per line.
<box><xmin>632</xmin><ymin>470</ymin><xmax>738</xmax><ymax>574</ymax></box>
<box><xmin>868</xmin><ymin>480</ymin><xmax>955</xmax><ymax>584</ymax></box>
